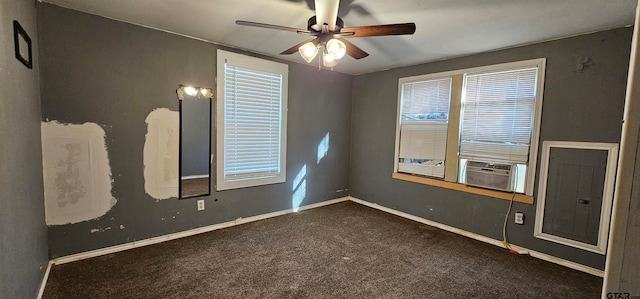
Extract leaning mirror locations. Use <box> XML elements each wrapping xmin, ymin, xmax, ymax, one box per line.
<box><xmin>177</xmin><ymin>85</ymin><xmax>213</xmax><ymax>199</ymax></box>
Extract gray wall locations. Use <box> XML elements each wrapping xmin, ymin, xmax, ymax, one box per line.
<box><xmin>350</xmin><ymin>28</ymin><xmax>632</xmax><ymax>270</ymax></box>
<box><xmin>0</xmin><ymin>0</ymin><xmax>49</xmax><ymax>297</ymax></box>
<box><xmin>35</xmin><ymin>1</ymin><xmax>632</xmax><ymax>273</ymax></box>
<box><xmin>38</xmin><ymin>3</ymin><xmax>352</xmax><ymax>258</ymax></box>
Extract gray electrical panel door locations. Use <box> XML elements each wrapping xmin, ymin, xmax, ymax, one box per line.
<box><xmin>542</xmin><ymin>147</ymin><xmax>608</xmax><ymax>246</ymax></box>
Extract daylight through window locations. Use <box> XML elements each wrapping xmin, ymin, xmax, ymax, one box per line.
<box><xmin>394</xmin><ymin>59</ymin><xmax>545</xmax><ymax>195</ymax></box>
<box><xmin>216</xmin><ymin>50</ymin><xmax>288</xmax><ymax>190</ymax></box>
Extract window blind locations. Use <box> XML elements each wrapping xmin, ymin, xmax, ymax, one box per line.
<box><xmin>460</xmin><ymin>67</ymin><xmax>537</xmax><ymax>164</ymax></box>
<box><xmin>398</xmin><ymin>77</ymin><xmax>451</xmax><ymax>178</ymax></box>
<box><xmin>401</xmin><ymin>78</ymin><xmax>451</xmax><ymax>120</ymax></box>
<box><xmin>223</xmin><ymin>62</ymin><xmax>283</xmax><ymax>182</ymax></box>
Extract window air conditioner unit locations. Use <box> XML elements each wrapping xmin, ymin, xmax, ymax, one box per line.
<box><xmin>465</xmin><ymin>161</ymin><xmax>516</xmax><ymax>192</ymax></box>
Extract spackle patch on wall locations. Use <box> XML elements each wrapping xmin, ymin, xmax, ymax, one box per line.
<box><xmin>144</xmin><ymin>108</ymin><xmax>179</xmax><ymax>199</ymax></box>
<box><xmin>41</xmin><ymin>121</ymin><xmax>117</xmax><ymax>225</ymax></box>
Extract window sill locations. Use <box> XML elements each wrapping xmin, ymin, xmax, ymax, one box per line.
<box><xmin>392</xmin><ymin>172</ymin><xmax>534</xmax><ymax>205</ymax></box>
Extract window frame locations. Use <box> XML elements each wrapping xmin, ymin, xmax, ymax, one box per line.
<box><xmin>397</xmin><ymin>76</ymin><xmax>453</xmax><ymax>179</ymax></box>
<box><xmin>216</xmin><ymin>50</ymin><xmax>288</xmax><ymax>191</ymax></box>
<box><xmin>393</xmin><ymin>58</ymin><xmax>546</xmax><ymax>198</ymax></box>
<box><xmin>394</xmin><ymin>73</ymin><xmax>454</xmax><ymax>180</ymax></box>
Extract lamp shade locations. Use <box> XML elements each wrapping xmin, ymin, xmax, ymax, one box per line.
<box><xmin>200</xmin><ymin>88</ymin><xmax>214</xmax><ymax>98</ymax></box>
<box><xmin>299</xmin><ymin>42</ymin><xmax>319</xmax><ymax>63</ymax></box>
<box><xmin>322</xmin><ymin>52</ymin><xmax>339</xmax><ymax>68</ymax></box>
<box><xmin>326</xmin><ymin>39</ymin><xmax>346</xmax><ymax>60</ymax></box>
<box><xmin>184</xmin><ymin>86</ymin><xmax>198</xmax><ymax>96</ymax></box>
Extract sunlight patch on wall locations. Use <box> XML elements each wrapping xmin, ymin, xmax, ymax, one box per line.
<box><xmin>292</xmin><ymin>164</ymin><xmax>307</xmax><ymax>212</ymax></box>
<box><xmin>143</xmin><ymin>108</ymin><xmax>179</xmax><ymax>199</ymax></box>
<box><xmin>41</xmin><ymin>121</ymin><xmax>117</xmax><ymax>225</ymax></box>
<box><xmin>317</xmin><ymin>132</ymin><xmax>330</xmax><ymax>164</ymax></box>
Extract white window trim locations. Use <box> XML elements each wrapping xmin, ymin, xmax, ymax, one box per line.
<box><xmin>216</xmin><ymin>50</ymin><xmax>288</xmax><ymax>190</ymax></box>
<box><xmin>394</xmin><ymin>58</ymin><xmax>546</xmax><ymax>196</ymax></box>
<box><xmin>394</xmin><ymin>73</ymin><xmax>454</xmax><ymax>178</ymax></box>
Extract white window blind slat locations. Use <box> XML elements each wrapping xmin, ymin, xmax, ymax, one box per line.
<box><xmin>399</xmin><ymin>123</ymin><xmax>448</xmax><ymax>160</ymax></box>
<box><xmin>225</xmin><ymin>102</ymin><xmax>280</xmax><ymax>110</ymax></box>
<box><xmin>460</xmin><ymin>67</ymin><xmax>537</xmax><ymax>164</ymax></box>
<box><xmin>459</xmin><ymin>141</ymin><xmax>530</xmax><ymax>163</ymax></box>
<box><xmin>224</xmin><ymin>162</ymin><xmax>279</xmax><ymax>170</ymax></box>
<box><xmin>401</xmin><ymin>78</ymin><xmax>452</xmax><ymax>120</ymax></box>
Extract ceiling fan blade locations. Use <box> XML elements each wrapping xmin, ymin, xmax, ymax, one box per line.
<box><xmin>341</xmin><ymin>23</ymin><xmax>416</xmax><ymax>38</ymax></box>
<box><xmin>339</xmin><ymin>38</ymin><xmax>369</xmax><ymax>60</ymax></box>
<box><xmin>236</xmin><ymin>20</ymin><xmax>310</xmax><ymax>34</ymax></box>
<box><xmin>280</xmin><ymin>38</ymin><xmax>318</xmax><ymax>55</ymax></box>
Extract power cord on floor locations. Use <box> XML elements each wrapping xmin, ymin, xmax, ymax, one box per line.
<box><xmin>502</xmin><ymin>192</ymin><xmax>518</xmax><ymax>254</ymax></box>
<box><xmin>502</xmin><ymin>166</ymin><xmax>519</xmax><ymax>254</ymax></box>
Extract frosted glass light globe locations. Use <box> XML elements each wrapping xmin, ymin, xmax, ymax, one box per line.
<box><xmin>326</xmin><ymin>39</ymin><xmax>346</xmax><ymax>60</ymax></box>
<box><xmin>299</xmin><ymin>42</ymin><xmax>319</xmax><ymax>63</ymax></box>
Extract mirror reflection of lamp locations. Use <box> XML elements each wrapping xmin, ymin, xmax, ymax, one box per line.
<box><xmin>176</xmin><ymin>85</ymin><xmax>215</xmax><ymax>100</ymax></box>
<box><xmin>184</xmin><ymin>86</ymin><xmax>198</xmax><ymax>96</ymax></box>
<box><xmin>176</xmin><ymin>84</ymin><xmax>213</xmax><ymax>199</ymax></box>
<box><xmin>200</xmin><ymin>88</ymin><xmax>214</xmax><ymax>98</ymax></box>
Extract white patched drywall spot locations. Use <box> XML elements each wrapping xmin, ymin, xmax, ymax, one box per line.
<box><xmin>41</xmin><ymin>121</ymin><xmax>117</xmax><ymax>225</ymax></box>
<box><xmin>143</xmin><ymin>108</ymin><xmax>179</xmax><ymax>199</ymax></box>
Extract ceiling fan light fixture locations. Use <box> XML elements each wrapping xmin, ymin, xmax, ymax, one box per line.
<box><xmin>237</xmin><ymin>0</ymin><xmax>417</xmax><ymax>68</ymax></box>
<box><xmin>299</xmin><ymin>42</ymin><xmax>319</xmax><ymax>63</ymax></box>
<box><xmin>322</xmin><ymin>51</ymin><xmax>339</xmax><ymax>68</ymax></box>
<box><xmin>326</xmin><ymin>38</ymin><xmax>346</xmax><ymax>60</ymax></box>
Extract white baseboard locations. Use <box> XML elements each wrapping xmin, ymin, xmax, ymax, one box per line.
<box><xmin>47</xmin><ymin>195</ymin><xmax>603</xmax><ymax>279</ymax></box>
<box><xmin>527</xmin><ymin>249</ymin><xmax>604</xmax><ymax>277</ymax></box>
<box><xmin>37</xmin><ymin>261</ymin><xmax>53</xmax><ymax>299</ymax></box>
<box><xmin>348</xmin><ymin>196</ymin><xmax>604</xmax><ymax>277</ymax></box>
<box><xmin>52</xmin><ymin>197</ymin><xmax>349</xmax><ymax>265</ymax></box>
<box><xmin>181</xmin><ymin>175</ymin><xmax>209</xmax><ymax>180</ymax></box>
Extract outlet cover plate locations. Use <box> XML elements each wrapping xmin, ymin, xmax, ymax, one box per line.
<box><xmin>197</xmin><ymin>199</ymin><xmax>205</xmax><ymax>211</ymax></box>
<box><xmin>515</xmin><ymin>212</ymin><xmax>524</xmax><ymax>225</ymax></box>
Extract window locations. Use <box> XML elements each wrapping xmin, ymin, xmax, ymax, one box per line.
<box><xmin>216</xmin><ymin>50</ymin><xmax>288</xmax><ymax>190</ymax></box>
<box><xmin>394</xmin><ymin>59</ymin><xmax>545</xmax><ymax>196</ymax></box>
<box><xmin>397</xmin><ymin>77</ymin><xmax>452</xmax><ymax>178</ymax></box>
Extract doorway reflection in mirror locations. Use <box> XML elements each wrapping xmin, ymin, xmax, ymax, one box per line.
<box><xmin>178</xmin><ymin>85</ymin><xmax>213</xmax><ymax>199</ymax></box>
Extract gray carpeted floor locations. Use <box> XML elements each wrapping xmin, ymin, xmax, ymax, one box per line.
<box><xmin>43</xmin><ymin>201</ymin><xmax>602</xmax><ymax>298</ymax></box>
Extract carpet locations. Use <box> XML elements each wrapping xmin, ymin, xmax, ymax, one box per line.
<box><xmin>43</xmin><ymin>201</ymin><xmax>602</xmax><ymax>298</ymax></box>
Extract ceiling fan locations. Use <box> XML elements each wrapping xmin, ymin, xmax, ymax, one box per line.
<box><xmin>236</xmin><ymin>0</ymin><xmax>416</xmax><ymax>68</ymax></box>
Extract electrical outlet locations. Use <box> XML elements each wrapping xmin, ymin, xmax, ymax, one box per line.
<box><xmin>514</xmin><ymin>212</ymin><xmax>524</xmax><ymax>225</ymax></box>
<box><xmin>197</xmin><ymin>199</ymin><xmax>205</xmax><ymax>211</ymax></box>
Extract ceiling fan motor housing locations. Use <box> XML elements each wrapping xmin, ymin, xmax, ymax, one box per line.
<box><xmin>308</xmin><ymin>16</ymin><xmax>344</xmax><ymax>33</ymax></box>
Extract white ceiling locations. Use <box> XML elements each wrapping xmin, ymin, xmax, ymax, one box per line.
<box><xmin>41</xmin><ymin>0</ymin><xmax>637</xmax><ymax>75</ymax></box>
